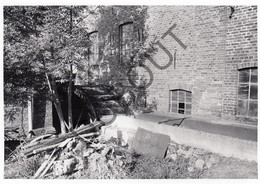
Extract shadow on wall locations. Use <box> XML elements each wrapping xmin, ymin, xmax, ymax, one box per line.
<box><xmin>33</xmin><ymin>95</ymin><xmax>46</xmax><ymax>129</ymax></box>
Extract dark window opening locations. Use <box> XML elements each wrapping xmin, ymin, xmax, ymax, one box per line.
<box><xmin>178</xmin><ymin>109</ymin><xmax>185</xmax><ymax>114</ymax></box>
<box><xmin>137</xmin><ymin>28</ymin><xmax>144</xmax><ymax>42</ymax></box>
<box><xmin>33</xmin><ymin>94</ymin><xmax>46</xmax><ymax>129</ymax></box>
<box><xmin>179</xmin><ymin>103</ymin><xmax>185</xmax><ymax>109</ymax></box>
<box><xmin>237</xmin><ymin>67</ymin><xmax>258</xmax><ymax>118</ymax></box>
<box><xmin>170</xmin><ymin>90</ymin><xmax>192</xmax><ymax>115</ymax></box>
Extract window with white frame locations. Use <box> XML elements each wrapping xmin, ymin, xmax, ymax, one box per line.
<box><xmin>170</xmin><ymin>90</ymin><xmax>192</xmax><ymax>115</ymax></box>
<box><xmin>237</xmin><ymin>67</ymin><xmax>258</xmax><ymax>118</ymax></box>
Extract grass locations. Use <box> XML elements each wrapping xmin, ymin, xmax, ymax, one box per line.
<box><xmin>5</xmin><ymin>154</ymin><xmax>44</xmax><ymax>179</ymax></box>
<box><xmin>126</xmin><ymin>152</ymin><xmax>203</xmax><ymax>179</ymax></box>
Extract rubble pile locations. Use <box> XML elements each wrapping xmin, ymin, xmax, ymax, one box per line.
<box><xmin>6</xmin><ymin>122</ymin><xmax>257</xmax><ymax>179</ymax></box>
<box><xmin>15</xmin><ymin>121</ymin><xmax>135</xmax><ymax>179</ymax></box>
<box><xmin>43</xmin><ymin>137</ymin><xmax>134</xmax><ymax>179</ymax></box>
<box><xmin>6</xmin><ymin>120</ymin><xmax>212</xmax><ymax>179</ymax></box>
<box><xmin>71</xmin><ymin>138</ymin><xmax>135</xmax><ymax>179</ymax></box>
<box><xmin>14</xmin><ymin>122</ymin><xmax>99</xmax><ymax>178</ymax></box>
<box><xmin>165</xmin><ymin>141</ymin><xmax>220</xmax><ymax>177</ymax></box>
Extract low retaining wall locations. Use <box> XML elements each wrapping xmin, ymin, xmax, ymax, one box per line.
<box><xmin>101</xmin><ymin>115</ymin><xmax>257</xmax><ymax>162</ymax></box>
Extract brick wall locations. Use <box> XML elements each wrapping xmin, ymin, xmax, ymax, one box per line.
<box><xmin>77</xmin><ymin>6</ymin><xmax>257</xmax><ymax>125</ymax></box>
<box><xmin>224</xmin><ymin>6</ymin><xmax>257</xmax><ymax>124</ymax></box>
<box><xmin>143</xmin><ymin>6</ymin><xmax>257</xmax><ymax>124</ymax></box>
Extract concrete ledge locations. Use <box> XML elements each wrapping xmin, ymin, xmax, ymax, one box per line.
<box><xmin>135</xmin><ymin>112</ymin><xmax>257</xmax><ymax>141</ymax></box>
<box><xmin>101</xmin><ymin>115</ymin><xmax>257</xmax><ymax>162</ymax></box>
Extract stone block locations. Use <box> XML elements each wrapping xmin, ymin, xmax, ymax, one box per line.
<box><xmin>195</xmin><ymin>159</ymin><xmax>205</xmax><ymax>169</ymax></box>
<box><xmin>188</xmin><ymin>167</ymin><xmax>194</xmax><ymax>172</ymax></box>
<box><xmin>53</xmin><ymin>157</ymin><xmax>77</xmax><ymax>176</ymax></box>
<box><xmin>132</xmin><ymin>127</ymin><xmax>170</xmax><ymax>158</ymax></box>
<box><xmin>53</xmin><ymin>156</ymin><xmax>86</xmax><ymax>176</ymax></box>
<box><xmin>73</xmin><ymin>140</ymin><xmax>87</xmax><ymax>155</ymax></box>
<box><xmin>83</xmin><ymin>148</ymin><xmax>94</xmax><ymax>157</ymax></box>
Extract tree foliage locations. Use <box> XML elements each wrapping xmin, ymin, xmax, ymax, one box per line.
<box><xmin>96</xmin><ymin>6</ymin><xmax>157</xmax><ymax>112</ymax></box>
<box><xmin>4</xmin><ymin>6</ymin><xmax>95</xmax><ymax>106</ymax></box>
<box><xmin>4</xmin><ymin>6</ymin><xmax>99</xmax><ymax>133</ymax></box>
<box><xmin>4</xmin><ymin>6</ymin><xmax>157</xmax><ymax>131</ymax></box>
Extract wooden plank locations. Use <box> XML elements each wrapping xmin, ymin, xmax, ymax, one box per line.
<box><xmin>33</xmin><ymin>148</ymin><xmax>57</xmax><ymax>179</ymax></box>
<box><xmin>23</xmin><ymin>122</ymin><xmax>102</xmax><ymax>157</ymax></box>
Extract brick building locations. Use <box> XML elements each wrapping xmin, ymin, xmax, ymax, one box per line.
<box><xmin>84</xmin><ymin>5</ymin><xmax>257</xmax><ymax>125</ymax></box>
<box><xmin>10</xmin><ymin>5</ymin><xmax>256</xmax><ymax>134</ymax></box>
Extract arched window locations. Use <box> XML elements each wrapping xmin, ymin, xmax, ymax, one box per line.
<box><xmin>119</xmin><ymin>22</ymin><xmax>133</xmax><ymax>63</ymax></box>
<box><xmin>88</xmin><ymin>31</ymin><xmax>99</xmax><ymax>64</ymax></box>
<box><xmin>170</xmin><ymin>90</ymin><xmax>192</xmax><ymax>115</ymax></box>
<box><xmin>237</xmin><ymin>67</ymin><xmax>257</xmax><ymax>118</ymax></box>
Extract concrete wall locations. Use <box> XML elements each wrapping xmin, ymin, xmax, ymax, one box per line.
<box><xmin>101</xmin><ymin>115</ymin><xmax>257</xmax><ymax>162</ymax></box>
<box><xmin>4</xmin><ymin>105</ymin><xmax>28</xmax><ymax>135</ymax></box>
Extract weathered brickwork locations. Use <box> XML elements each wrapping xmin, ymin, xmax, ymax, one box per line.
<box><xmin>143</xmin><ymin>6</ymin><xmax>257</xmax><ymax>124</ymax></box>
<box><xmin>224</xmin><ymin>6</ymin><xmax>257</xmax><ymax>124</ymax></box>
<box><xmin>45</xmin><ymin>6</ymin><xmax>258</xmax><ymax>127</ymax></box>
<box><xmin>74</xmin><ymin>6</ymin><xmax>257</xmax><ymax>125</ymax></box>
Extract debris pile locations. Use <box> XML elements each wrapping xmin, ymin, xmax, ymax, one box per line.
<box><xmin>21</xmin><ymin>122</ymin><xmax>102</xmax><ymax>158</ymax></box>
<box><xmin>43</xmin><ymin>136</ymin><xmax>139</xmax><ymax>179</ymax></box>
<box><xmin>165</xmin><ymin>141</ymin><xmax>219</xmax><ymax>174</ymax></box>
<box><xmin>16</xmin><ymin>121</ymin><xmax>140</xmax><ymax>179</ymax></box>
<box><xmin>5</xmin><ymin>122</ymin><xmax>258</xmax><ymax>179</ymax></box>
<box><xmin>6</xmin><ymin>121</ymin><xmax>208</xmax><ymax>179</ymax></box>
<box><xmin>17</xmin><ymin>122</ymin><xmax>102</xmax><ymax>178</ymax></box>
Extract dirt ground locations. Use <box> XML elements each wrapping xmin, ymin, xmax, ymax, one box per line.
<box><xmin>201</xmin><ymin>156</ymin><xmax>258</xmax><ymax>179</ymax></box>
<box><xmin>166</xmin><ymin>141</ymin><xmax>258</xmax><ymax>179</ymax></box>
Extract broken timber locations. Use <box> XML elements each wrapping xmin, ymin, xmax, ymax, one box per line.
<box><xmin>22</xmin><ymin>121</ymin><xmax>103</xmax><ymax>157</ymax></box>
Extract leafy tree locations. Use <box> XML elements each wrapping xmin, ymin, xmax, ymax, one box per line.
<box><xmin>4</xmin><ymin>6</ymin><xmax>97</xmax><ymax>134</ymax></box>
<box><xmin>96</xmin><ymin>6</ymin><xmax>157</xmax><ymax>112</ymax></box>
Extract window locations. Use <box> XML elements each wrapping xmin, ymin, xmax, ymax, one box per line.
<box><xmin>119</xmin><ymin>22</ymin><xmax>133</xmax><ymax>63</ymax></box>
<box><xmin>108</xmin><ymin>32</ymin><xmax>116</xmax><ymax>56</ymax></box>
<box><xmin>137</xmin><ymin>28</ymin><xmax>144</xmax><ymax>42</ymax></box>
<box><xmin>87</xmin><ymin>31</ymin><xmax>99</xmax><ymax>82</ymax></box>
<box><xmin>88</xmin><ymin>31</ymin><xmax>99</xmax><ymax>64</ymax></box>
<box><xmin>170</xmin><ymin>90</ymin><xmax>192</xmax><ymax>115</ymax></box>
<box><xmin>237</xmin><ymin>68</ymin><xmax>258</xmax><ymax>118</ymax></box>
